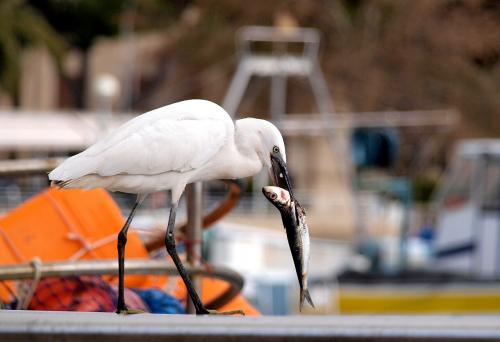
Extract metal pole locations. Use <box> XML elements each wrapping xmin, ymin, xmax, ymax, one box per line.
<box><xmin>185</xmin><ymin>182</ymin><xmax>203</xmax><ymax>314</ymax></box>
<box><xmin>270</xmin><ymin>74</ymin><xmax>287</xmax><ymax>123</ymax></box>
<box><xmin>222</xmin><ymin>60</ymin><xmax>251</xmax><ymax>117</ymax></box>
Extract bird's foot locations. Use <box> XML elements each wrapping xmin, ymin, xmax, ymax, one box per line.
<box><xmin>116</xmin><ymin>306</ymin><xmax>146</xmax><ymax>315</ymax></box>
<box><xmin>197</xmin><ymin>308</ymin><xmax>245</xmax><ymax>316</ymax></box>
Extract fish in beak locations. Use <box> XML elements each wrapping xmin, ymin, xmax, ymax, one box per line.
<box><xmin>262</xmin><ymin>186</ymin><xmax>315</xmax><ymax>311</ymax></box>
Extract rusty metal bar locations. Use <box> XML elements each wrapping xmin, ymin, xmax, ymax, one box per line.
<box><xmin>0</xmin><ymin>259</ymin><xmax>243</xmax><ymax>310</ymax></box>
<box><xmin>185</xmin><ymin>182</ymin><xmax>204</xmax><ymax>314</ymax></box>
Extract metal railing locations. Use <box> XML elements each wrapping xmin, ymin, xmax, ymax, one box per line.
<box><xmin>0</xmin><ymin>259</ymin><xmax>243</xmax><ymax>310</ymax></box>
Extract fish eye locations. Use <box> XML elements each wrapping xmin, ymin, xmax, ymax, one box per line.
<box><xmin>272</xmin><ymin>146</ymin><xmax>280</xmax><ymax>154</ymax></box>
<box><xmin>270</xmin><ymin>192</ymin><xmax>278</xmax><ymax>200</ymax></box>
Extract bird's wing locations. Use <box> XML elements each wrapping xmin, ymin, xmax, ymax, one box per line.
<box><xmin>97</xmin><ymin>117</ymin><xmax>230</xmax><ymax>176</ymax></box>
<box><xmin>49</xmin><ymin>100</ymin><xmax>233</xmax><ymax>180</ymax></box>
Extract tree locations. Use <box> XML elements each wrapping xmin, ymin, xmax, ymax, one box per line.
<box><xmin>0</xmin><ymin>0</ymin><xmax>64</xmax><ymax>102</ymax></box>
<box><xmin>29</xmin><ymin>0</ymin><xmax>124</xmax><ymax>108</ymax></box>
<box><xmin>29</xmin><ymin>0</ymin><xmax>184</xmax><ymax>108</ymax></box>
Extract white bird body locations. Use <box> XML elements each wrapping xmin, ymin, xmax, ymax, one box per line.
<box><xmin>49</xmin><ymin>99</ymin><xmax>293</xmax><ymax>315</ymax></box>
<box><xmin>49</xmin><ymin>99</ymin><xmax>285</xmax><ymax>202</ymax></box>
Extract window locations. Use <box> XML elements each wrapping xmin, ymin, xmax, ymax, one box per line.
<box><xmin>481</xmin><ymin>158</ymin><xmax>500</xmax><ymax>211</ymax></box>
<box><xmin>441</xmin><ymin>157</ymin><xmax>475</xmax><ymax>209</ymax></box>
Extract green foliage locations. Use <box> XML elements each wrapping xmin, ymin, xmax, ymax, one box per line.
<box><xmin>132</xmin><ymin>0</ymin><xmax>187</xmax><ymax>31</ymax></box>
<box><xmin>0</xmin><ymin>0</ymin><xmax>65</xmax><ymax>98</ymax></box>
<box><xmin>29</xmin><ymin>0</ymin><xmax>184</xmax><ymax>50</ymax></box>
<box><xmin>29</xmin><ymin>0</ymin><xmax>124</xmax><ymax>50</ymax></box>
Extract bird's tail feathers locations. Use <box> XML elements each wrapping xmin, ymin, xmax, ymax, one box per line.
<box><xmin>50</xmin><ymin>179</ymin><xmax>73</xmax><ymax>188</ymax></box>
<box><xmin>48</xmin><ymin>153</ymin><xmax>100</xmax><ymax>183</ymax></box>
<box><xmin>299</xmin><ymin>288</ymin><xmax>315</xmax><ymax>312</ymax></box>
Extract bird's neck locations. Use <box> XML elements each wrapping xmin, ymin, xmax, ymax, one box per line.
<box><xmin>222</xmin><ymin>120</ymin><xmax>265</xmax><ymax>179</ymax></box>
<box><xmin>230</xmin><ymin>148</ymin><xmax>264</xmax><ymax>180</ymax></box>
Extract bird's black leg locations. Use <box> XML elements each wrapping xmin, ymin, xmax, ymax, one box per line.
<box><xmin>116</xmin><ymin>196</ymin><xmax>143</xmax><ymax>314</ymax></box>
<box><xmin>164</xmin><ymin>202</ymin><xmax>210</xmax><ymax>315</ymax></box>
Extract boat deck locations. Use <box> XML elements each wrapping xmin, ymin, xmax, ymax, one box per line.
<box><xmin>1</xmin><ymin>310</ymin><xmax>499</xmax><ymax>341</ymax></box>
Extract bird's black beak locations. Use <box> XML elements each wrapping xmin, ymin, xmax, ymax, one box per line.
<box><xmin>270</xmin><ymin>153</ymin><xmax>294</xmax><ymax>198</ymax></box>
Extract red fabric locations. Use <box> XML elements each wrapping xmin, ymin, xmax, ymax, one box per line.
<box><xmin>28</xmin><ymin>276</ymin><xmax>148</xmax><ymax>312</ymax></box>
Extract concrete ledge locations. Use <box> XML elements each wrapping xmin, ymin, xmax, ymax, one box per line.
<box><xmin>1</xmin><ymin>310</ymin><xmax>500</xmax><ymax>341</ymax></box>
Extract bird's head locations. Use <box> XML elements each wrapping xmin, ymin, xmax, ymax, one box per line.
<box><xmin>261</xmin><ymin>122</ymin><xmax>293</xmax><ymax>198</ymax></box>
<box><xmin>268</xmin><ymin>138</ymin><xmax>294</xmax><ymax>198</ymax></box>
<box><xmin>235</xmin><ymin>118</ymin><xmax>293</xmax><ymax>197</ymax></box>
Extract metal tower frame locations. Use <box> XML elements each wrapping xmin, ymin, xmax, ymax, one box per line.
<box><xmin>222</xmin><ymin>26</ymin><xmax>341</xmax><ymax>212</ymax></box>
<box><xmin>223</xmin><ymin>26</ymin><xmax>335</xmax><ymax>122</ymax></box>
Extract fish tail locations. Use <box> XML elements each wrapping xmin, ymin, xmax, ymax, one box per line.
<box><xmin>300</xmin><ymin>288</ymin><xmax>315</xmax><ymax>311</ymax></box>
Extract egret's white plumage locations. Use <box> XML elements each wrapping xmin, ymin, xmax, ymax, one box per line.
<box><xmin>49</xmin><ymin>99</ymin><xmax>286</xmax><ymax>202</ymax></box>
<box><xmin>49</xmin><ymin>99</ymin><xmax>292</xmax><ymax>315</ymax></box>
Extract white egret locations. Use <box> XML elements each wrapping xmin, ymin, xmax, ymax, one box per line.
<box><xmin>49</xmin><ymin>99</ymin><xmax>294</xmax><ymax>315</ymax></box>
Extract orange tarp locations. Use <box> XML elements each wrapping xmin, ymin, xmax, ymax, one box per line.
<box><xmin>0</xmin><ymin>188</ymin><xmax>259</xmax><ymax>315</ymax></box>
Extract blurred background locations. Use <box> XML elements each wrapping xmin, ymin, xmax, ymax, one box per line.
<box><xmin>0</xmin><ymin>0</ymin><xmax>499</xmax><ymax>316</ymax></box>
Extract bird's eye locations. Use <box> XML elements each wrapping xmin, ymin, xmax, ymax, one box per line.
<box><xmin>270</xmin><ymin>193</ymin><xmax>278</xmax><ymax>200</ymax></box>
<box><xmin>272</xmin><ymin>146</ymin><xmax>280</xmax><ymax>154</ymax></box>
